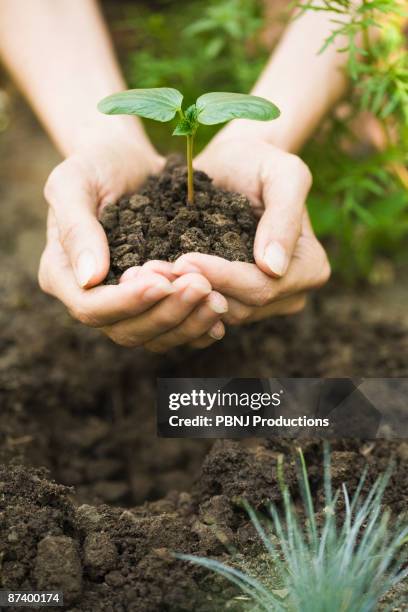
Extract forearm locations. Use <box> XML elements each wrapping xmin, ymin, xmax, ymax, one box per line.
<box><xmin>0</xmin><ymin>0</ymin><xmax>152</xmax><ymax>157</ymax></box>
<box><xmin>217</xmin><ymin>6</ymin><xmax>350</xmax><ymax>153</ymax></box>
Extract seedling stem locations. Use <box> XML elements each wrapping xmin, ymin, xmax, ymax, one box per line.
<box><xmin>186</xmin><ymin>134</ymin><xmax>194</xmax><ymax>204</ymax></box>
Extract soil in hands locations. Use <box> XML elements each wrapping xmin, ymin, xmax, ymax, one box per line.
<box><xmin>100</xmin><ymin>159</ymin><xmax>257</xmax><ymax>284</ymax></box>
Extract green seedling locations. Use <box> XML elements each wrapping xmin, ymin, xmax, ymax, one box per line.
<box><xmin>98</xmin><ymin>88</ymin><xmax>280</xmax><ymax>204</ymax></box>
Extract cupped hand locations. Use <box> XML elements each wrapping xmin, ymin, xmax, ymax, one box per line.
<box><xmin>171</xmin><ymin>136</ymin><xmax>331</xmax><ymax>324</ymax></box>
<box><xmin>39</xmin><ymin>137</ymin><xmax>227</xmax><ymax>350</ymax></box>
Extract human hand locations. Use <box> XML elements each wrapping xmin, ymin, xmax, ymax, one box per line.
<box><xmin>172</xmin><ymin>137</ymin><xmax>331</xmax><ymax>325</ymax></box>
<box><xmin>39</xmin><ymin>137</ymin><xmax>227</xmax><ymax>350</ymax></box>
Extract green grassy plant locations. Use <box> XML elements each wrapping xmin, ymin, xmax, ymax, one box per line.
<box><xmin>178</xmin><ymin>446</ymin><xmax>408</xmax><ymax>611</ymax></box>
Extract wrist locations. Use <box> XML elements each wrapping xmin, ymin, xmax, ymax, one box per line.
<box><xmin>208</xmin><ymin>97</ymin><xmax>301</xmax><ymax>152</ymax></box>
<box><xmin>64</xmin><ymin>113</ymin><xmax>155</xmax><ymax>156</ymax></box>
<box><xmin>205</xmin><ymin>118</ymin><xmax>297</xmax><ymax>155</ymax></box>
<box><xmin>66</xmin><ymin>117</ymin><xmax>164</xmax><ymax>181</ymax></box>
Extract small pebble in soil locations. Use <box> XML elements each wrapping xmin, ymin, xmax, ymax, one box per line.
<box><xmin>34</xmin><ymin>535</ymin><xmax>82</xmax><ymax>605</ymax></box>
<box><xmin>83</xmin><ymin>532</ymin><xmax>118</xmax><ymax>578</ymax></box>
<box><xmin>76</xmin><ymin>504</ymin><xmax>104</xmax><ymax>532</ymax></box>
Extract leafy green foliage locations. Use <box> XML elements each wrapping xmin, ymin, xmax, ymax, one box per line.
<box><xmin>97</xmin><ymin>87</ymin><xmax>183</xmax><ymax>121</ymax></box>
<box><xmin>306</xmin><ymin>132</ymin><xmax>408</xmax><ymax>281</ymax></box>
<box><xmin>298</xmin><ymin>0</ymin><xmax>408</xmax><ymax>138</ymax></box>
<box><xmin>178</xmin><ymin>446</ymin><xmax>408</xmax><ymax>611</ymax></box>
<box><xmin>172</xmin><ymin>104</ymin><xmax>200</xmax><ymax>136</ymax></box>
<box><xmin>99</xmin><ymin>88</ymin><xmax>278</xmax><ymax>132</ymax></box>
<box><xmin>295</xmin><ymin>0</ymin><xmax>408</xmax><ymax>282</ymax></box>
<box><xmin>128</xmin><ymin>0</ymin><xmax>265</xmax><ymax>92</ymax></box>
<box><xmin>196</xmin><ymin>92</ymin><xmax>280</xmax><ymax>125</ymax></box>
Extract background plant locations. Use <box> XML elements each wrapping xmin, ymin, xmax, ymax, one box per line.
<box><xmin>296</xmin><ymin>0</ymin><xmax>408</xmax><ymax>283</ymax></box>
<box><xmin>178</xmin><ymin>446</ymin><xmax>408</xmax><ymax>611</ymax></box>
<box><xmin>115</xmin><ymin>0</ymin><xmax>407</xmax><ymax>283</ymax></box>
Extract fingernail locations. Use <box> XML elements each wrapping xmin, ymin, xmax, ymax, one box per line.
<box><xmin>143</xmin><ymin>282</ymin><xmax>174</xmax><ymax>301</ymax></box>
<box><xmin>209</xmin><ymin>321</ymin><xmax>225</xmax><ymax>340</ymax></box>
<box><xmin>76</xmin><ymin>250</ymin><xmax>96</xmax><ymax>287</ymax></box>
<box><xmin>208</xmin><ymin>292</ymin><xmax>228</xmax><ymax>314</ymax></box>
<box><xmin>263</xmin><ymin>242</ymin><xmax>289</xmax><ymax>276</ymax></box>
<box><xmin>173</xmin><ymin>259</ymin><xmax>200</xmax><ymax>275</ymax></box>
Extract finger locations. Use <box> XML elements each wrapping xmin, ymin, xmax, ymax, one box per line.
<box><xmin>188</xmin><ymin>335</ymin><xmax>219</xmax><ymax>350</ymax></box>
<box><xmin>44</xmin><ymin>160</ymin><xmax>110</xmax><ymax>288</ymax></box>
<box><xmin>39</xmin><ymin>235</ymin><xmax>175</xmax><ymax>327</ymax></box>
<box><xmin>119</xmin><ymin>266</ymin><xmax>142</xmax><ymax>283</ymax></box>
<box><xmin>254</xmin><ymin>155</ymin><xmax>312</xmax><ymax>277</ymax></box>
<box><xmin>173</xmin><ymin>253</ymin><xmax>274</xmax><ymax>305</ymax></box>
<box><xmin>246</xmin><ymin>295</ymin><xmax>307</xmax><ymax>323</ymax></box>
<box><xmin>188</xmin><ymin>321</ymin><xmax>226</xmax><ymax>349</ymax></box>
<box><xmin>222</xmin><ymin>297</ymin><xmax>253</xmax><ymax>326</ymax></box>
<box><xmin>222</xmin><ymin>294</ymin><xmax>306</xmax><ymax>325</ymax></box>
<box><xmin>102</xmin><ymin>273</ymin><xmax>212</xmax><ymax>347</ymax></box>
<box><xmin>120</xmin><ymin>260</ymin><xmax>177</xmax><ymax>284</ymax></box>
<box><xmin>141</xmin><ymin>260</ymin><xmax>178</xmax><ymax>281</ymax></box>
<box><xmin>144</xmin><ymin>292</ymin><xmax>228</xmax><ymax>353</ymax></box>
<box><xmin>173</xmin><ymin>232</ymin><xmax>330</xmax><ymax>307</ymax></box>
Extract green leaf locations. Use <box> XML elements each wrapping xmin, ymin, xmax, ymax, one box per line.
<box><xmin>196</xmin><ymin>92</ymin><xmax>280</xmax><ymax>125</ymax></box>
<box><xmin>173</xmin><ymin>104</ymin><xmax>199</xmax><ymax>136</ymax></box>
<box><xmin>204</xmin><ymin>37</ymin><xmax>225</xmax><ymax>59</ymax></box>
<box><xmin>98</xmin><ymin>87</ymin><xmax>183</xmax><ymax>122</ymax></box>
<box><xmin>172</xmin><ymin>121</ymin><xmax>191</xmax><ymax>136</ymax></box>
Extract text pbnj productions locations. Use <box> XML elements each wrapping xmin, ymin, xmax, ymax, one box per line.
<box><xmin>157</xmin><ymin>381</ymin><xmax>332</xmax><ymax>438</ymax></box>
<box><xmin>157</xmin><ymin>378</ymin><xmax>400</xmax><ymax>438</ymax></box>
<box><xmin>167</xmin><ymin>390</ymin><xmax>329</xmax><ymax>428</ymax></box>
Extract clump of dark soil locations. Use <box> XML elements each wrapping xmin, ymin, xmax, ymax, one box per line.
<box><xmin>100</xmin><ymin>159</ymin><xmax>257</xmax><ymax>284</ymax></box>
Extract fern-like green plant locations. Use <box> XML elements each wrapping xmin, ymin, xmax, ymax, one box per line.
<box><xmin>178</xmin><ymin>446</ymin><xmax>408</xmax><ymax>611</ymax></box>
<box><xmin>296</xmin><ymin>0</ymin><xmax>408</xmax><ymax>281</ymax></box>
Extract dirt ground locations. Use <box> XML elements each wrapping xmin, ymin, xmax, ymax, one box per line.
<box><xmin>0</xmin><ymin>101</ymin><xmax>407</xmax><ymax>611</ymax></box>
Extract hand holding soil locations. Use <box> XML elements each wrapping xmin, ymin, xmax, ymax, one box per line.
<box><xmin>192</xmin><ymin>136</ymin><xmax>331</xmax><ymax>325</ymax></box>
<box><xmin>93</xmin><ymin>86</ymin><xmax>330</xmax><ymax>349</ymax></box>
<box><xmin>39</xmin><ymin>86</ymin><xmax>329</xmax><ymax>352</ymax></box>
<box><xmin>39</xmin><ymin>138</ymin><xmax>230</xmax><ymax>350</ymax></box>
<box><xmin>40</xmin><ymin>133</ymin><xmax>330</xmax><ymax>351</ymax></box>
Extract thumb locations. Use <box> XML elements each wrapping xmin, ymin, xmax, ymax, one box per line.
<box><xmin>44</xmin><ymin>161</ymin><xmax>110</xmax><ymax>288</ymax></box>
<box><xmin>254</xmin><ymin>156</ymin><xmax>312</xmax><ymax>278</ymax></box>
